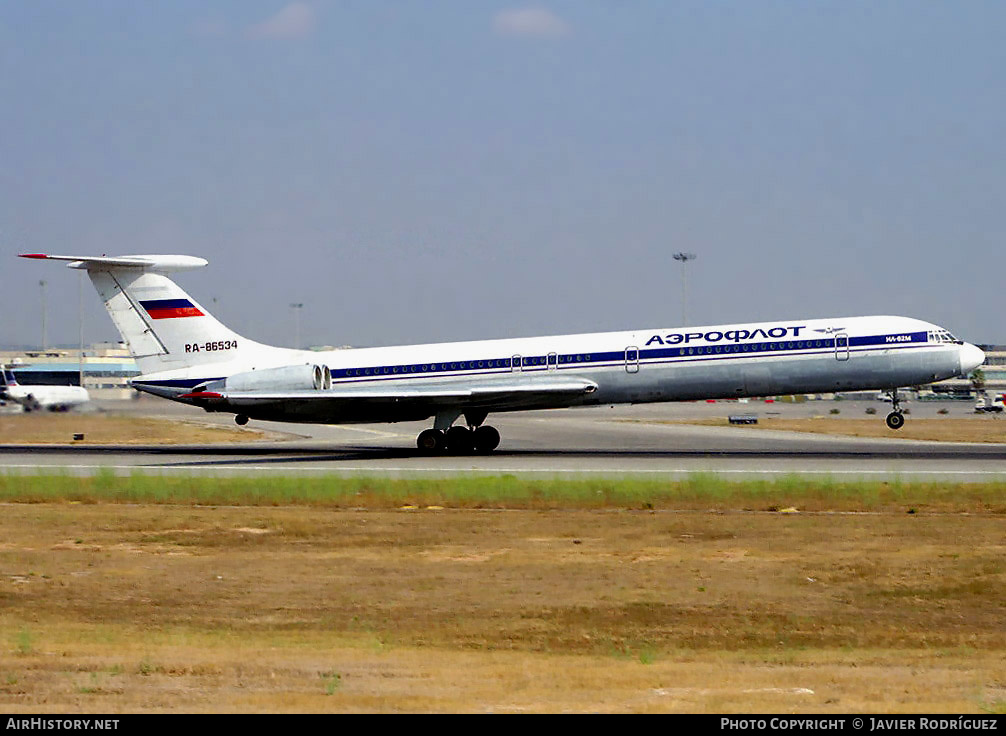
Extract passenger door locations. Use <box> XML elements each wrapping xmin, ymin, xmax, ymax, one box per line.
<box><xmin>625</xmin><ymin>346</ymin><xmax>640</xmax><ymax>374</ymax></box>
<box><xmin>835</xmin><ymin>333</ymin><xmax>849</xmax><ymax>362</ymax></box>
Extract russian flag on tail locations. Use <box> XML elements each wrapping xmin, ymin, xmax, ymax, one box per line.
<box><xmin>140</xmin><ymin>298</ymin><xmax>204</xmax><ymax>319</ymax></box>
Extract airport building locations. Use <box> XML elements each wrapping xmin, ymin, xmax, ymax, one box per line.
<box><xmin>977</xmin><ymin>345</ymin><xmax>1006</xmax><ymax>384</ymax></box>
<box><xmin>932</xmin><ymin>344</ymin><xmax>1006</xmax><ymax>397</ymax></box>
<box><xmin>0</xmin><ymin>343</ymin><xmax>140</xmax><ymax>400</ymax></box>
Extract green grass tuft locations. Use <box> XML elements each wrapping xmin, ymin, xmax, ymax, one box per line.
<box><xmin>0</xmin><ymin>471</ymin><xmax>1004</xmax><ymax>513</ymax></box>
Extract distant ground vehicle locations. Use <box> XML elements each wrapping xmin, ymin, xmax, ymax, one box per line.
<box><xmin>974</xmin><ymin>394</ymin><xmax>1006</xmax><ymax>413</ymax></box>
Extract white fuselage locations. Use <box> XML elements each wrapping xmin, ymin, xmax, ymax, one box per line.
<box><xmin>131</xmin><ymin>315</ymin><xmax>980</xmax><ymax>425</ymax></box>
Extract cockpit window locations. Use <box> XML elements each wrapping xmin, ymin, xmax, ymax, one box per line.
<box><xmin>928</xmin><ymin>330</ymin><xmax>962</xmax><ymax>344</ymax></box>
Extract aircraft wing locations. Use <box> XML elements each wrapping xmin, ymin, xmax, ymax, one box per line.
<box><xmin>180</xmin><ymin>375</ymin><xmax>599</xmax><ymax>419</ymax></box>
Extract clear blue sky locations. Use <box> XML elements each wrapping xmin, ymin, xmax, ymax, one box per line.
<box><xmin>3</xmin><ymin>2</ymin><xmax>1004</xmax><ymax>349</ymax></box>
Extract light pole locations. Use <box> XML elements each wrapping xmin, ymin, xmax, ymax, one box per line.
<box><xmin>39</xmin><ymin>280</ymin><xmax>47</xmax><ymax>350</ymax></box>
<box><xmin>290</xmin><ymin>303</ymin><xmax>304</xmax><ymax>349</ymax></box>
<box><xmin>672</xmin><ymin>252</ymin><xmax>697</xmax><ymax>325</ymax></box>
<box><xmin>79</xmin><ymin>272</ymin><xmax>85</xmax><ymax>389</ymax></box>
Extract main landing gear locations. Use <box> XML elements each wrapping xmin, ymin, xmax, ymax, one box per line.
<box><xmin>884</xmin><ymin>389</ymin><xmax>906</xmax><ymax>430</ymax></box>
<box><xmin>417</xmin><ymin>411</ymin><xmax>501</xmax><ymax>454</ymax></box>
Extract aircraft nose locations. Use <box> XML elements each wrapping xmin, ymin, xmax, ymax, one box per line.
<box><xmin>959</xmin><ymin>343</ymin><xmax>985</xmax><ymax>376</ymax></box>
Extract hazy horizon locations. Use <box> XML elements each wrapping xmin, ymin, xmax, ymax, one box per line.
<box><xmin>4</xmin><ymin>2</ymin><xmax>1004</xmax><ymax>350</ymax></box>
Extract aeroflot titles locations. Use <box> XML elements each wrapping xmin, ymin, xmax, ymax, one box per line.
<box><xmin>646</xmin><ymin>325</ymin><xmax>807</xmax><ymax>346</ymax></box>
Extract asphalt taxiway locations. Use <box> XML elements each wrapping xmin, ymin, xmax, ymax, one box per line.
<box><xmin>2</xmin><ymin>397</ymin><xmax>1005</xmax><ymax>480</ymax></box>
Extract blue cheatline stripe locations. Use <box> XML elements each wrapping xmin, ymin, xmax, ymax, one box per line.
<box><xmin>851</xmin><ymin>331</ymin><xmax>928</xmax><ymax>347</ymax></box>
<box><xmin>134</xmin><ymin>332</ymin><xmax>939</xmax><ymax>390</ymax></box>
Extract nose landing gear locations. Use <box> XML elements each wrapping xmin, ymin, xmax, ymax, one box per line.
<box><xmin>884</xmin><ymin>389</ymin><xmax>905</xmax><ymax>430</ymax></box>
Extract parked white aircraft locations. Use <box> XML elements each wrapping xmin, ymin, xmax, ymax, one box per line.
<box><xmin>0</xmin><ymin>366</ymin><xmax>89</xmax><ymax>412</ymax></box>
<box><xmin>20</xmin><ymin>253</ymin><xmax>984</xmax><ymax>452</ymax></box>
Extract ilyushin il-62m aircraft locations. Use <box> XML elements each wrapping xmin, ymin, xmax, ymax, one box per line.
<box><xmin>21</xmin><ymin>253</ymin><xmax>985</xmax><ymax>453</ymax></box>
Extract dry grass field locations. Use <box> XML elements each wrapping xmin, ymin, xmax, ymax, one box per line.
<box><xmin>1</xmin><ymin>501</ymin><xmax>1004</xmax><ymax>713</ymax></box>
<box><xmin>0</xmin><ymin>413</ymin><xmax>261</xmax><ymax>444</ymax></box>
<box><xmin>1</xmin><ymin>412</ymin><xmax>1003</xmax><ymax>711</ymax></box>
<box><xmin>648</xmin><ymin>417</ymin><xmax>1006</xmax><ymax>443</ymax></box>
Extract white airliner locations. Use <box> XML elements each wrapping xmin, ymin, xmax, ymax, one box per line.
<box><xmin>0</xmin><ymin>366</ymin><xmax>90</xmax><ymax>412</ymax></box>
<box><xmin>20</xmin><ymin>253</ymin><xmax>985</xmax><ymax>452</ymax></box>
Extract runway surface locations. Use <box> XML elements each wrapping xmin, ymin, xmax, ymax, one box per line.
<box><xmin>2</xmin><ymin>397</ymin><xmax>1006</xmax><ymax>480</ymax></box>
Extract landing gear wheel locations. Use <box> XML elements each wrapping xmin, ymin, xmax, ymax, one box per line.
<box><xmin>886</xmin><ymin>411</ymin><xmax>905</xmax><ymax>430</ymax></box>
<box><xmin>417</xmin><ymin>428</ymin><xmax>445</xmax><ymax>453</ymax></box>
<box><xmin>235</xmin><ymin>414</ymin><xmax>249</xmax><ymax>426</ymax></box>
<box><xmin>445</xmin><ymin>425</ymin><xmax>474</xmax><ymax>454</ymax></box>
<box><xmin>473</xmin><ymin>425</ymin><xmax>501</xmax><ymax>453</ymax></box>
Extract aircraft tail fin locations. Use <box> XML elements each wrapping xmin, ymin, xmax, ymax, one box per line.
<box><xmin>18</xmin><ymin>254</ymin><xmax>287</xmax><ymax>375</ymax></box>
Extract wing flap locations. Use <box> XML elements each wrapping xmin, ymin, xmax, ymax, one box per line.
<box><xmin>183</xmin><ymin>376</ymin><xmax>598</xmax><ymax>413</ymax></box>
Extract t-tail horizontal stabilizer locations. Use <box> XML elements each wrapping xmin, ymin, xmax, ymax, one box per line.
<box><xmin>19</xmin><ymin>254</ymin><xmax>208</xmax><ymax>272</ymax></box>
<box><xmin>17</xmin><ymin>252</ymin><xmax>286</xmax><ymax>374</ymax></box>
